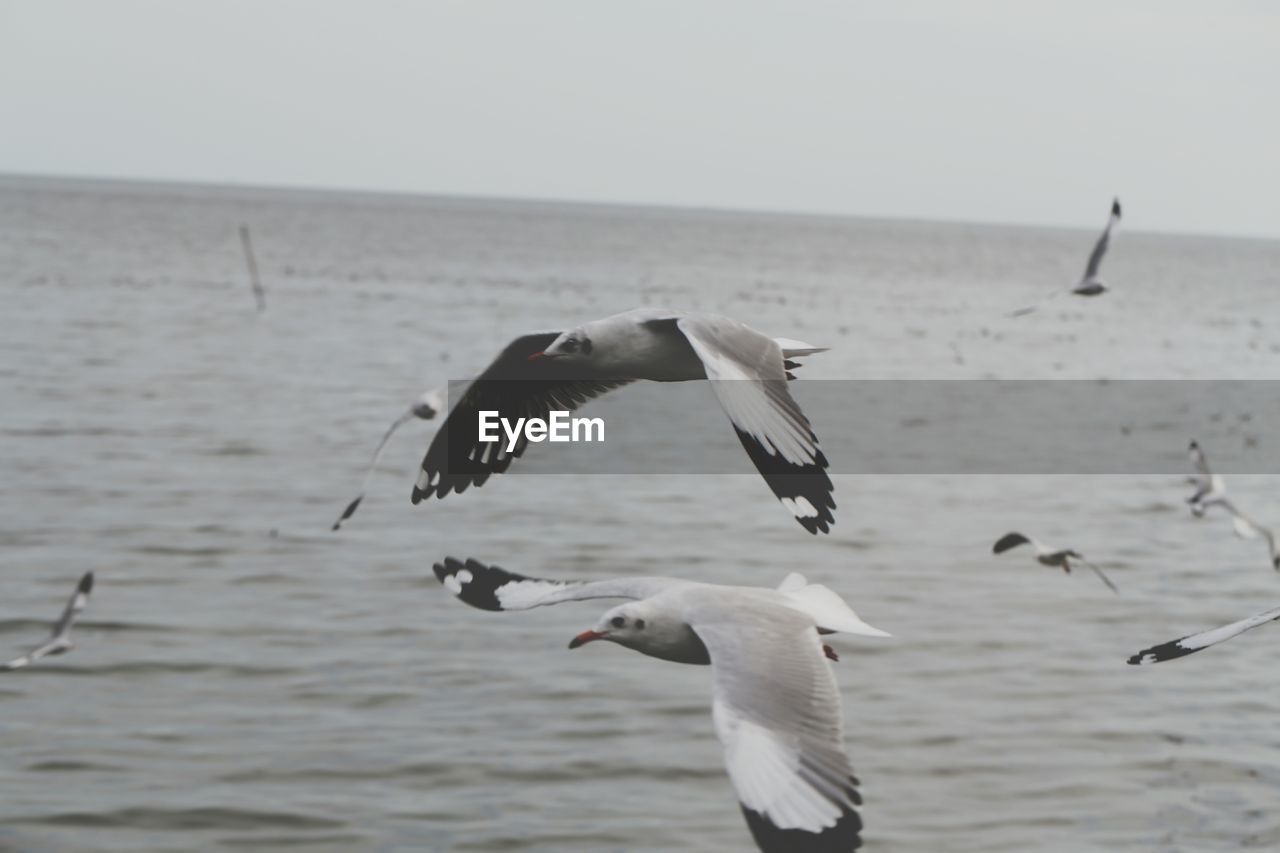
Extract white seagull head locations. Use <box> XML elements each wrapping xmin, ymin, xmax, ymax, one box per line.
<box><xmin>568</xmin><ymin>601</ymin><xmax>674</xmax><ymax>655</ymax></box>
<box><xmin>531</xmin><ymin>328</ymin><xmax>594</xmax><ymax>363</ymax></box>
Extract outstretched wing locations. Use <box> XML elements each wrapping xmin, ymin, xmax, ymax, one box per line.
<box><xmin>685</xmin><ymin>594</ymin><xmax>862</xmax><ymax>852</ymax></box>
<box><xmin>1128</xmin><ymin>604</ymin><xmax>1280</xmax><ymax>664</ymax></box>
<box><xmin>1082</xmin><ymin>198</ymin><xmax>1121</xmax><ymax>281</ymax></box>
<box><xmin>332</xmin><ymin>409</ymin><xmax>417</xmax><ymax>530</ymax></box>
<box><xmin>411</xmin><ymin>333</ymin><xmax>632</xmax><ymax>501</ymax></box>
<box><xmin>51</xmin><ymin>572</ymin><xmax>93</xmax><ymax>640</ymax></box>
<box><xmin>432</xmin><ymin>557</ymin><xmax>683</xmax><ymax>612</ymax></box>
<box><xmin>1075</xmin><ymin>558</ymin><xmax>1120</xmax><ymax>594</ymax></box>
<box><xmin>1</xmin><ymin>572</ymin><xmax>92</xmax><ymax>672</ymax></box>
<box><xmin>670</xmin><ymin>316</ymin><xmax>835</xmax><ymax>535</ymax></box>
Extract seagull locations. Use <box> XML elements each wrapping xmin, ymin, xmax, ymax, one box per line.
<box><xmin>433</xmin><ymin>557</ymin><xmax>889</xmax><ymax>852</ymax></box>
<box><xmin>1128</xmin><ymin>604</ymin><xmax>1280</xmax><ymax>664</ymax></box>
<box><xmin>1009</xmin><ymin>198</ymin><xmax>1122</xmax><ymax>316</ymax></box>
<box><xmin>1</xmin><ymin>572</ymin><xmax>94</xmax><ymax>671</ymax></box>
<box><xmin>411</xmin><ymin>308</ymin><xmax>836</xmax><ymax>533</ymax></box>
<box><xmin>991</xmin><ymin>532</ymin><xmax>1119</xmax><ymax>593</ymax></box>
<box><xmin>332</xmin><ymin>388</ymin><xmax>444</xmax><ymax>530</ymax></box>
<box><xmin>1186</xmin><ymin>439</ymin><xmax>1227</xmax><ymax>516</ymax></box>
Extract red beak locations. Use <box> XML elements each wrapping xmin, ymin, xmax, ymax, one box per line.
<box><xmin>527</xmin><ymin>351</ymin><xmax>545</xmax><ymax>361</ymax></box>
<box><xmin>568</xmin><ymin>629</ymin><xmax>606</xmax><ymax>649</ymax></box>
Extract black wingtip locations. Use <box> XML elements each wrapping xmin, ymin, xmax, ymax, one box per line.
<box><xmin>432</xmin><ymin>557</ymin><xmax>526</xmax><ymax>611</ymax></box>
<box><xmin>993</xmin><ymin>532</ymin><xmax>1030</xmax><ymax>554</ymax></box>
<box><xmin>1127</xmin><ymin>637</ymin><xmax>1200</xmax><ymax>665</ymax></box>
<box><xmin>332</xmin><ymin>496</ymin><xmax>363</xmax><ymax>531</ymax></box>
<box><xmin>1112</xmin><ymin>198</ymin><xmax>1122</xmax><ymax>217</ymax></box>
<box><xmin>741</xmin><ymin>791</ymin><xmax>862</xmax><ymax>852</ymax></box>
<box><xmin>410</xmin><ymin>486</ymin><xmax>426</xmax><ymax>505</ymax></box>
<box><xmin>79</xmin><ymin>572</ymin><xmax>94</xmax><ymax>594</ymax></box>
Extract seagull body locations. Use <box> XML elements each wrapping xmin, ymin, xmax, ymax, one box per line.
<box><xmin>1009</xmin><ymin>198</ymin><xmax>1121</xmax><ymax>316</ymax></box>
<box><xmin>433</xmin><ymin>557</ymin><xmax>888</xmax><ymax>852</ymax></box>
<box><xmin>332</xmin><ymin>387</ymin><xmax>444</xmax><ymax>530</ymax></box>
<box><xmin>411</xmin><ymin>308</ymin><xmax>836</xmax><ymax>533</ymax></box>
<box><xmin>2</xmin><ymin>572</ymin><xmax>94</xmax><ymax>671</ymax></box>
<box><xmin>1128</xmin><ymin>604</ymin><xmax>1280</xmax><ymax>664</ymax></box>
<box><xmin>992</xmin><ymin>532</ymin><xmax>1118</xmax><ymax>593</ymax></box>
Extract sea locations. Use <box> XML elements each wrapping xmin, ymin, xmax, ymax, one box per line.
<box><xmin>2</xmin><ymin>175</ymin><xmax>1279</xmax><ymax>852</ymax></box>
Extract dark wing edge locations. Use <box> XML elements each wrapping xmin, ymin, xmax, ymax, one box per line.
<box><xmin>410</xmin><ymin>332</ymin><xmax>632</xmax><ymax>502</ymax></box>
<box><xmin>742</xmin><ymin>787</ymin><xmax>863</xmax><ymax>852</ymax></box>
<box><xmin>992</xmin><ymin>532</ymin><xmax>1030</xmax><ymax>554</ymax></box>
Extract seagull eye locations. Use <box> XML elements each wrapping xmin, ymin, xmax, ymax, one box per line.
<box><xmin>562</xmin><ymin>339</ymin><xmax>579</xmax><ymax>353</ymax></box>
<box><xmin>634</xmin><ymin>618</ymin><xmax>645</xmax><ymax>630</ymax></box>
<box><xmin>610</xmin><ymin>616</ymin><xmax>626</xmax><ymax>629</ymax></box>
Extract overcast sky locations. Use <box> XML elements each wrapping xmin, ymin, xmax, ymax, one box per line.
<box><xmin>2</xmin><ymin>1</ymin><xmax>1276</xmax><ymax>237</ymax></box>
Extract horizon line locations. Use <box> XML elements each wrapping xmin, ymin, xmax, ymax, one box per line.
<box><xmin>1</xmin><ymin>170</ymin><xmax>1275</xmax><ymax>244</ymax></box>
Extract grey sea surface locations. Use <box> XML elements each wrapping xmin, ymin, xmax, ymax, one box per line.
<box><xmin>2</xmin><ymin>175</ymin><xmax>1280</xmax><ymax>852</ymax></box>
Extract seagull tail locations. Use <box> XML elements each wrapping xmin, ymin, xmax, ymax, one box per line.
<box><xmin>780</xmin><ymin>580</ymin><xmax>891</xmax><ymax>638</ymax></box>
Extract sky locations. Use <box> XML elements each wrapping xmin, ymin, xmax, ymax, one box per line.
<box><xmin>1</xmin><ymin>1</ymin><xmax>1277</xmax><ymax>237</ymax></box>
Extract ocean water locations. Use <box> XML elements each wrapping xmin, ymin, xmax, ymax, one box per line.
<box><xmin>1</xmin><ymin>175</ymin><xmax>1279</xmax><ymax>852</ymax></box>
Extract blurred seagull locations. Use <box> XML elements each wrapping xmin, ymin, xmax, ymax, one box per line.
<box><xmin>433</xmin><ymin>557</ymin><xmax>888</xmax><ymax>852</ymax></box>
<box><xmin>2</xmin><ymin>572</ymin><xmax>94</xmax><ymax>671</ymax></box>
<box><xmin>1010</xmin><ymin>198</ymin><xmax>1122</xmax><ymax>317</ymax></box>
<box><xmin>332</xmin><ymin>387</ymin><xmax>444</xmax><ymax>530</ymax></box>
<box><xmin>411</xmin><ymin>308</ymin><xmax>836</xmax><ymax>534</ymax></box>
<box><xmin>1186</xmin><ymin>439</ymin><xmax>1226</xmax><ymax>516</ymax></box>
<box><xmin>992</xmin><ymin>532</ymin><xmax>1119</xmax><ymax>593</ymax></box>
<box><xmin>1128</xmin><ymin>603</ymin><xmax>1280</xmax><ymax>664</ymax></box>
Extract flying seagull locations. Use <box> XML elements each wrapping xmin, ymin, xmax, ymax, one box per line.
<box><xmin>411</xmin><ymin>308</ymin><xmax>836</xmax><ymax>533</ymax></box>
<box><xmin>1010</xmin><ymin>198</ymin><xmax>1122</xmax><ymax>316</ymax></box>
<box><xmin>1186</xmin><ymin>440</ymin><xmax>1226</xmax><ymax>516</ymax></box>
<box><xmin>433</xmin><ymin>557</ymin><xmax>888</xmax><ymax>852</ymax></box>
<box><xmin>2</xmin><ymin>572</ymin><xmax>94</xmax><ymax>671</ymax></box>
<box><xmin>332</xmin><ymin>388</ymin><xmax>444</xmax><ymax>530</ymax></box>
<box><xmin>992</xmin><ymin>532</ymin><xmax>1119</xmax><ymax>593</ymax></box>
<box><xmin>1128</xmin><ymin>604</ymin><xmax>1280</xmax><ymax>664</ymax></box>
<box><xmin>1183</xmin><ymin>441</ymin><xmax>1279</xmax><ymax>570</ymax></box>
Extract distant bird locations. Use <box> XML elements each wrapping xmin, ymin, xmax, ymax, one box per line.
<box><xmin>992</xmin><ymin>532</ymin><xmax>1119</xmax><ymax>593</ymax></box>
<box><xmin>1183</xmin><ymin>441</ymin><xmax>1280</xmax><ymax>570</ymax></box>
<box><xmin>1010</xmin><ymin>198</ymin><xmax>1122</xmax><ymax>317</ymax></box>
<box><xmin>433</xmin><ymin>557</ymin><xmax>888</xmax><ymax>852</ymax></box>
<box><xmin>1186</xmin><ymin>440</ymin><xmax>1226</xmax><ymax>516</ymax></box>
<box><xmin>1128</xmin><ymin>603</ymin><xmax>1280</xmax><ymax>664</ymax></box>
<box><xmin>411</xmin><ymin>308</ymin><xmax>835</xmax><ymax>533</ymax></box>
<box><xmin>332</xmin><ymin>388</ymin><xmax>444</xmax><ymax>530</ymax></box>
<box><xmin>2</xmin><ymin>572</ymin><xmax>94</xmax><ymax>671</ymax></box>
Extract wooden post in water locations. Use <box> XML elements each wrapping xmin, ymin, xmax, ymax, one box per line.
<box><xmin>238</xmin><ymin>224</ymin><xmax>266</xmax><ymax>312</ymax></box>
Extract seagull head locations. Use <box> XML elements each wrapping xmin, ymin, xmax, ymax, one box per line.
<box><xmin>411</xmin><ymin>389</ymin><xmax>444</xmax><ymax>420</ymax></box>
<box><xmin>569</xmin><ymin>603</ymin><xmax>653</xmax><ymax>653</ymax></box>
<box><xmin>529</xmin><ymin>329</ymin><xmax>593</xmax><ymax>363</ymax></box>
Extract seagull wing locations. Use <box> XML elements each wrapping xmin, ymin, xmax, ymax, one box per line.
<box><xmin>411</xmin><ymin>332</ymin><xmax>632</xmax><ymax>501</ymax></box>
<box><xmin>1008</xmin><ymin>287</ymin><xmax>1066</xmax><ymax>318</ymax></box>
<box><xmin>432</xmin><ymin>557</ymin><xmax>684</xmax><ymax>612</ymax></box>
<box><xmin>1076</xmin><ymin>558</ymin><xmax>1120</xmax><ymax>594</ymax></box>
<box><xmin>669</xmin><ymin>315</ymin><xmax>835</xmax><ymax>535</ymax></box>
<box><xmin>332</xmin><ymin>409</ymin><xmax>417</xmax><ymax>530</ymax></box>
<box><xmin>1082</xmin><ymin>198</ymin><xmax>1121</xmax><ymax>281</ymax></box>
<box><xmin>684</xmin><ymin>593</ymin><xmax>862</xmax><ymax>852</ymax></box>
<box><xmin>1128</xmin><ymin>604</ymin><xmax>1280</xmax><ymax>664</ymax></box>
<box><xmin>2</xmin><ymin>572</ymin><xmax>92</xmax><ymax>672</ymax></box>
<box><xmin>50</xmin><ymin>572</ymin><xmax>93</xmax><ymax>640</ymax></box>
